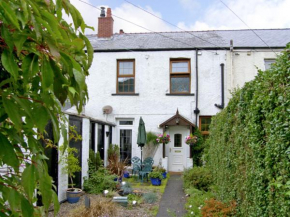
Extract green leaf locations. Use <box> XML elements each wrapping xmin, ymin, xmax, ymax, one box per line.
<box><xmin>13</xmin><ymin>33</ymin><xmax>27</xmax><ymax>56</ymax></box>
<box><xmin>38</xmin><ymin>166</ymin><xmax>52</xmax><ymax>210</ymax></box>
<box><xmin>80</xmin><ymin>33</ymin><xmax>93</xmax><ymax>69</ymax></box>
<box><xmin>41</xmin><ymin>10</ymin><xmax>62</xmax><ymax>39</ymax></box>
<box><xmin>0</xmin><ymin>1</ymin><xmax>20</xmax><ymax>30</ymax></box>
<box><xmin>1</xmin><ymin>49</ymin><xmax>19</xmax><ymax>80</ymax></box>
<box><xmin>12</xmin><ymin>96</ymin><xmax>32</xmax><ymax>119</ymax></box>
<box><xmin>68</xmin><ymin>87</ymin><xmax>77</xmax><ymax>97</ymax></box>
<box><xmin>21</xmin><ymin>196</ymin><xmax>34</xmax><ymax>217</ymax></box>
<box><xmin>22</xmin><ymin>54</ymin><xmax>39</xmax><ymax>84</ymax></box>
<box><xmin>1</xmin><ymin>26</ymin><xmax>13</xmax><ymax>51</ymax></box>
<box><xmin>3</xmin><ymin>95</ymin><xmax>22</xmax><ymax>130</ymax></box>
<box><xmin>46</xmin><ymin>108</ymin><xmax>60</xmax><ymax>142</ymax></box>
<box><xmin>0</xmin><ymin>133</ymin><xmax>19</xmax><ymax>169</ymax></box>
<box><xmin>34</xmin><ymin>105</ymin><xmax>50</xmax><ymax>133</ymax></box>
<box><xmin>52</xmin><ymin>191</ymin><xmax>60</xmax><ymax>216</ymax></box>
<box><xmin>41</xmin><ymin>58</ymin><xmax>54</xmax><ymax>90</ymax></box>
<box><xmin>21</xmin><ymin>165</ymin><xmax>35</xmax><ymax>202</ymax></box>
<box><xmin>7</xmin><ymin>189</ymin><xmax>21</xmax><ymax>213</ymax></box>
<box><xmin>73</xmin><ymin>69</ymin><xmax>85</xmax><ymax>90</ymax></box>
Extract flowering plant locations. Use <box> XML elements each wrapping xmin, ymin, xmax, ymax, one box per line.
<box><xmin>156</xmin><ymin>133</ymin><xmax>171</xmax><ymax>144</ymax></box>
<box><xmin>185</xmin><ymin>134</ymin><xmax>198</xmax><ymax>145</ymax></box>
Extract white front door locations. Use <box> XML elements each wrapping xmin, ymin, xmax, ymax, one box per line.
<box><xmin>168</xmin><ymin>126</ymin><xmax>189</xmax><ymax>172</ymax></box>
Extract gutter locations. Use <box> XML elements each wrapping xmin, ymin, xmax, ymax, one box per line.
<box><xmin>92</xmin><ymin>47</ymin><xmax>285</xmax><ymax>53</ymax></box>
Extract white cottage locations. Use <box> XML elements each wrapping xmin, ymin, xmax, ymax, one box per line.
<box><xmin>56</xmin><ymin>7</ymin><xmax>290</xmax><ymax>201</ymax></box>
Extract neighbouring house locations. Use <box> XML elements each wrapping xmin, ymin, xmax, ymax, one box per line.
<box><xmin>40</xmin><ymin>7</ymin><xmax>290</xmax><ymax>201</ymax></box>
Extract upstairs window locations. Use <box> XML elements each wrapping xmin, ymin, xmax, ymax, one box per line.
<box><xmin>264</xmin><ymin>59</ymin><xmax>275</xmax><ymax>70</ymax></box>
<box><xmin>117</xmin><ymin>60</ymin><xmax>135</xmax><ymax>93</ymax></box>
<box><xmin>170</xmin><ymin>59</ymin><xmax>191</xmax><ymax>94</ymax></box>
<box><xmin>199</xmin><ymin>116</ymin><xmax>212</xmax><ymax>140</ymax></box>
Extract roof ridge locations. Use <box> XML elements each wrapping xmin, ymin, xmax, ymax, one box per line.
<box><xmin>111</xmin><ymin>28</ymin><xmax>290</xmax><ymax>35</ymax></box>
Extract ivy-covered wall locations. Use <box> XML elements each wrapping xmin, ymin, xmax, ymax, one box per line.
<box><xmin>206</xmin><ymin>44</ymin><xmax>290</xmax><ymax>216</ymax></box>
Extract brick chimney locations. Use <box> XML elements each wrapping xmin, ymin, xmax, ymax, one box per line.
<box><xmin>98</xmin><ymin>7</ymin><xmax>114</xmax><ymax>38</ymax></box>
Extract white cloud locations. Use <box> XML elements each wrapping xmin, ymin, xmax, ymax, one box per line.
<box><xmin>178</xmin><ymin>0</ymin><xmax>200</xmax><ymax>11</ymax></box>
<box><xmin>66</xmin><ymin>1</ymin><xmax>173</xmax><ymax>34</ymax></box>
<box><xmin>177</xmin><ymin>0</ymin><xmax>290</xmax><ymax>31</ymax></box>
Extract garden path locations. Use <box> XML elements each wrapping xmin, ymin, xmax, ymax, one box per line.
<box><xmin>156</xmin><ymin>174</ymin><xmax>186</xmax><ymax>217</ymax></box>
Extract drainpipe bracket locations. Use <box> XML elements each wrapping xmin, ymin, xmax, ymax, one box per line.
<box><xmin>193</xmin><ymin>108</ymin><xmax>200</xmax><ymax>114</ymax></box>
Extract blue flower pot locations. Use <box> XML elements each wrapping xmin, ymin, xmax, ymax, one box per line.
<box><xmin>66</xmin><ymin>188</ymin><xmax>82</xmax><ymax>203</ymax></box>
<box><xmin>124</xmin><ymin>172</ymin><xmax>130</xmax><ymax>178</ymax></box>
<box><xmin>162</xmin><ymin>172</ymin><xmax>167</xmax><ymax>179</ymax></box>
<box><xmin>150</xmin><ymin>178</ymin><xmax>162</xmax><ymax>186</ymax></box>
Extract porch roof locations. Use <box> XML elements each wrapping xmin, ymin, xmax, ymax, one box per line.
<box><xmin>159</xmin><ymin>110</ymin><xmax>195</xmax><ymax>128</ymax></box>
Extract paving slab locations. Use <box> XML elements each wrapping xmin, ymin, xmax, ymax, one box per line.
<box><xmin>156</xmin><ymin>174</ymin><xmax>186</xmax><ymax>217</ymax></box>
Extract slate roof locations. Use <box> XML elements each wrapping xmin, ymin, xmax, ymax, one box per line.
<box><xmin>87</xmin><ymin>28</ymin><xmax>290</xmax><ymax>51</ymax></box>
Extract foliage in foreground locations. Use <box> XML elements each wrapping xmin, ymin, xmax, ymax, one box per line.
<box><xmin>0</xmin><ymin>0</ymin><xmax>93</xmax><ymax>216</ymax></box>
<box><xmin>206</xmin><ymin>43</ymin><xmax>290</xmax><ymax>216</ymax></box>
<box><xmin>83</xmin><ymin>167</ymin><xmax>117</xmax><ymax>194</ymax></box>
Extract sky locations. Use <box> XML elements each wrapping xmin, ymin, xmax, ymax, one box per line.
<box><xmin>68</xmin><ymin>0</ymin><xmax>290</xmax><ymax>34</ymax></box>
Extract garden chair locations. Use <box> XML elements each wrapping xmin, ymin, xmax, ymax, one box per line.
<box><xmin>143</xmin><ymin>157</ymin><xmax>154</xmax><ymax>165</ymax></box>
<box><xmin>131</xmin><ymin>156</ymin><xmax>141</xmax><ymax>176</ymax></box>
<box><xmin>139</xmin><ymin>162</ymin><xmax>153</xmax><ymax>183</ymax></box>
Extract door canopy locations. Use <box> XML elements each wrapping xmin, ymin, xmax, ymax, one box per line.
<box><xmin>159</xmin><ymin>109</ymin><xmax>196</xmax><ymax>131</ymax></box>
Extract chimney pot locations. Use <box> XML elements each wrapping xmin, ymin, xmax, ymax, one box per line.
<box><xmin>98</xmin><ymin>7</ymin><xmax>114</xmax><ymax>38</ymax></box>
<box><xmin>119</xmin><ymin>29</ymin><xmax>124</xmax><ymax>34</ymax></box>
<box><xmin>107</xmin><ymin>8</ymin><xmax>112</xmax><ymax>17</ymax></box>
<box><xmin>100</xmin><ymin>7</ymin><xmax>105</xmax><ymax>17</ymax></box>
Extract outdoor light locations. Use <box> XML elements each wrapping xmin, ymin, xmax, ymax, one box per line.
<box><xmin>121</xmin><ymin>181</ymin><xmax>126</xmax><ymax>185</ymax></box>
<box><xmin>176</xmin><ymin>117</ymin><xmax>179</xmax><ymax>124</ymax></box>
<box><xmin>132</xmin><ymin>200</ymin><xmax>137</xmax><ymax>206</ymax></box>
<box><xmin>106</xmin><ymin>131</ymin><xmax>110</xmax><ymax>137</ymax></box>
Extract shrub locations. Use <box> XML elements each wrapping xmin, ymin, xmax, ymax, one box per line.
<box><xmin>88</xmin><ymin>149</ymin><xmax>103</xmax><ymax>173</ymax></box>
<box><xmin>143</xmin><ymin>192</ymin><xmax>158</xmax><ymax>204</ymax></box>
<box><xmin>183</xmin><ymin>167</ymin><xmax>213</xmax><ymax>191</ymax></box>
<box><xmin>121</xmin><ymin>182</ymin><xmax>133</xmax><ymax>195</ymax></box>
<box><xmin>191</xmin><ymin>129</ymin><xmax>205</xmax><ymax>166</ymax></box>
<box><xmin>127</xmin><ymin>194</ymin><xmax>143</xmax><ymax>205</ymax></box>
<box><xmin>201</xmin><ymin>198</ymin><xmax>237</xmax><ymax>217</ymax></box>
<box><xmin>69</xmin><ymin>197</ymin><xmax>117</xmax><ymax>217</ymax></box>
<box><xmin>108</xmin><ymin>144</ymin><xmax>120</xmax><ymax>162</ymax></box>
<box><xmin>206</xmin><ymin>44</ymin><xmax>290</xmax><ymax>215</ymax></box>
<box><xmin>83</xmin><ymin>167</ymin><xmax>117</xmax><ymax>194</ymax></box>
<box><xmin>146</xmin><ymin>132</ymin><xmax>158</xmax><ymax>145</ymax></box>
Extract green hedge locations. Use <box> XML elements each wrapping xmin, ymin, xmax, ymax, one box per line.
<box><xmin>206</xmin><ymin>44</ymin><xmax>290</xmax><ymax>216</ymax></box>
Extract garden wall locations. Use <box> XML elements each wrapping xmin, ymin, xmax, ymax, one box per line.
<box><xmin>206</xmin><ymin>44</ymin><xmax>290</xmax><ymax>216</ymax></box>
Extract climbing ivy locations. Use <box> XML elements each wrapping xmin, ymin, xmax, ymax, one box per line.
<box><xmin>206</xmin><ymin>43</ymin><xmax>290</xmax><ymax>216</ymax></box>
<box><xmin>0</xmin><ymin>0</ymin><xmax>92</xmax><ymax>216</ymax></box>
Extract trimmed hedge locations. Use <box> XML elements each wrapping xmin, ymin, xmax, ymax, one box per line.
<box><xmin>206</xmin><ymin>43</ymin><xmax>290</xmax><ymax>216</ymax></box>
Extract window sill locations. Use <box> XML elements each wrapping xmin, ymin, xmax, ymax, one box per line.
<box><xmin>166</xmin><ymin>93</ymin><xmax>195</xmax><ymax>96</ymax></box>
<box><xmin>111</xmin><ymin>93</ymin><xmax>139</xmax><ymax>96</ymax></box>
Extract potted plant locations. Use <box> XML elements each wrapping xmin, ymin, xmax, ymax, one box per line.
<box><xmin>59</xmin><ymin>126</ymin><xmax>82</xmax><ymax>203</ymax></box>
<box><xmin>160</xmin><ymin>167</ymin><xmax>167</xmax><ymax>179</ymax></box>
<box><xmin>185</xmin><ymin>134</ymin><xmax>198</xmax><ymax>145</ymax></box>
<box><xmin>148</xmin><ymin>170</ymin><xmax>163</xmax><ymax>186</ymax></box>
<box><xmin>156</xmin><ymin>133</ymin><xmax>171</xmax><ymax>158</ymax></box>
<box><xmin>156</xmin><ymin>133</ymin><xmax>171</xmax><ymax>144</ymax></box>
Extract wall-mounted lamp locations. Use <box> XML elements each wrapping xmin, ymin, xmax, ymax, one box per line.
<box><xmin>176</xmin><ymin>117</ymin><xmax>180</xmax><ymax>125</ymax></box>
<box><xmin>106</xmin><ymin>131</ymin><xmax>110</xmax><ymax>137</ymax></box>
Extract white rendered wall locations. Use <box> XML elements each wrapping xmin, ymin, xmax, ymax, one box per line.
<box><xmin>84</xmin><ymin>50</ymin><xmax>227</xmax><ymax>167</ymax></box>
<box><xmin>225</xmin><ymin>49</ymin><xmax>279</xmax><ymax>103</ymax></box>
<box><xmin>82</xmin><ymin>48</ymin><xmax>278</xmax><ymax>169</ymax></box>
